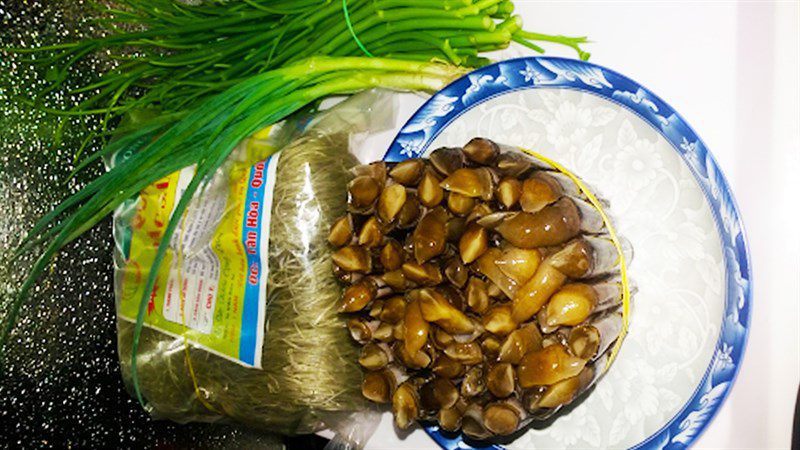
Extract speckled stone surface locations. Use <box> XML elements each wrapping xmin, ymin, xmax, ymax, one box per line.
<box><xmin>0</xmin><ymin>2</ymin><xmax>282</xmax><ymax>448</ymax></box>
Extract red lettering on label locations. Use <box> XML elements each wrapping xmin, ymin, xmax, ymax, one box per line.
<box><xmin>248</xmin><ymin>262</ymin><xmax>259</xmax><ymax>285</ymax></box>
<box><xmin>245</xmin><ymin>231</ymin><xmax>258</xmax><ymax>254</ymax></box>
<box><xmin>206</xmin><ymin>292</ymin><xmax>214</xmax><ymax>309</ymax></box>
<box><xmin>250</xmin><ymin>162</ymin><xmax>265</xmax><ymax>188</ymax></box>
<box><xmin>147</xmin><ymin>282</ymin><xmax>159</xmax><ymax>316</ymax></box>
<box><xmin>246</xmin><ymin>201</ymin><xmax>259</xmax><ymax>228</ymax></box>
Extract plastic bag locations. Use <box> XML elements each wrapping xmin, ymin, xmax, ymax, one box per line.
<box><xmin>110</xmin><ymin>91</ymin><xmax>393</xmax><ymax>443</ymax></box>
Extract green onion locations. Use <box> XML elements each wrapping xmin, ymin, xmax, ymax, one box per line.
<box><xmin>21</xmin><ymin>0</ymin><xmax>589</xmax><ymax>129</ymax></box>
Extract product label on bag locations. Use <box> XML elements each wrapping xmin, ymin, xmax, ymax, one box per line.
<box><xmin>116</xmin><ymin>126</ymin><xmax>281</xmax><ymax>367</ymax></box>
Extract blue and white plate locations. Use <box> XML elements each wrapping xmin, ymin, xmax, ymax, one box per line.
<box><xmin>383</xmin><ymin>57</ymin><xmax>751</xmax><ymax>450</ymax></box>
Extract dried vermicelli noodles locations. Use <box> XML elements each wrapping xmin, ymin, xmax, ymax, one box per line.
<box><xmin>114</xmin><ymin>96</ymin><xmax>375</xmax><ymax>436</ymax></box>
<box><xmin>259</xmin><ymin>133</ymin><xmax>363</xmax><ymax>427</ymax></box>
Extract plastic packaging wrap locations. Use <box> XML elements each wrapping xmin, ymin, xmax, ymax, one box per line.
<box><xmin>110</xmin><ymin>91</ymin><xmax>393</xmax><ymax>443</ymax></box>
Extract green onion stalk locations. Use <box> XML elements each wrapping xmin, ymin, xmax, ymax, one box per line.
<box><xmin>2</xmin><ymin>0</ymin><xmax>591</xmax><ymax>407</ymax></box>
<box><xmin>18</xmin><ymin>0</ymin><xmax>588</xmax><ymax>138</ymax></box>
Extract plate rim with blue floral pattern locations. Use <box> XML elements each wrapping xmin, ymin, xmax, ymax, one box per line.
<box><xmin>383</xmin><ymin>56</ymin><xmax>752</xmax><ymax>450</ymax></box>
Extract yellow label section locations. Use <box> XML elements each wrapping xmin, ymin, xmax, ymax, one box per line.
<box><xmin>117</xmin><ymin>125</ymin><xmax>282</xmax><ymax>367</ymax></box>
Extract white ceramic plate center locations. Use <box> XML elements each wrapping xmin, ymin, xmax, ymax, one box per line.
<box><xmin>427</xmin><ymin>88</ymin><xmax>724</xmax><ymax>449</ymax></box>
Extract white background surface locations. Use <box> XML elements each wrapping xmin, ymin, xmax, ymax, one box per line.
<box><xmin>359</xmin><ymin>1</ymin><xmax>800</xmax><ymax>449</ymax></box>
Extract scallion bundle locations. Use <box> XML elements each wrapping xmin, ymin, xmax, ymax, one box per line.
<box><xmin>23</xmin><ymin>0</ymin><xmax>588</xmax><ymax>127</ymax></box>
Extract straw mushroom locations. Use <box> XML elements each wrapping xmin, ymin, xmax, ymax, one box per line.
<box><xmin>333</xmin><ymin>137</ymin><xmax>630</xmax><ymax>439</ymax></box>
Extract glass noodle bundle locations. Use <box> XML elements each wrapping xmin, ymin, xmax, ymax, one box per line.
<box><xmin>114</xmin><ymin>94</ymin><xmax>379</xmax><ymax>434</ymax></box>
